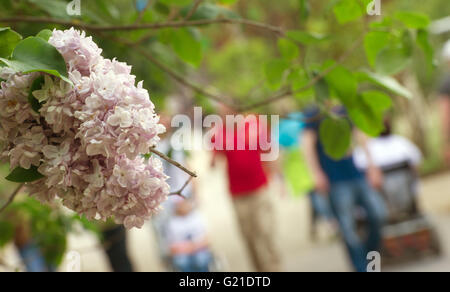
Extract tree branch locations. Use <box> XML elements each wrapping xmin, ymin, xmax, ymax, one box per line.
<box><xmin>169</xmin><ymin>177</ymin><xmax>193</xmax><ymax>198</ymax></box>
<box><xmin>184</xmin><ymin>0</ymin><xmax>203</xmax><ymax>21</ymax></box>
<box><xmin>0</xmin><ymin>16</ymin><xmax>284</xmax><ymax>35</ymax></box>
<box><xmin>0</xmin><ymin>183</ymin><xmax>24</xmax><ymax>213</ymax></box>
<box><xmin>149</xmin><ymin>148</ymin><xmax>197</xmax><ymax>178</ymax></box>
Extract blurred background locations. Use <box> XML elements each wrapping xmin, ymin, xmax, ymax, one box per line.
<box><xmin>1</xmin><ymin>0</ymin><xmax>450</xmax><ymax>272</ymax></box>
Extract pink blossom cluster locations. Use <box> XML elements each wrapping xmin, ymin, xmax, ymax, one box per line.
<box><xmin>0</xmin><ymin>28</ymin><xmax>169</xmax><ymax>229</ymax></box>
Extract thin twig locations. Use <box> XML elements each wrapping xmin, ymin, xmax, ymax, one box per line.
<box><xmin>0</xmin><ymin>183</ymin><xmax>24</xmax><ymax>213</ymax></box>
<box><xmin>169</xmin><ymin>176</ymin><xmax>193</xmax><ymax>198</ymax></box>
<box><xmin>184</xmin><ymin>0</ymin><xmax>203</xmax><ymax>21</ymax></box>
<box><xmin>149</xmin><ymin>148</ymin><xmax>197</xmax><ymax>178</ymax></box>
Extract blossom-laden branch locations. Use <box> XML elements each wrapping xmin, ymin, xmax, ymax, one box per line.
<box><xmin>0</xmin><ymin>183</ymin><xmax>24</xmax><ymax>213</ymax></box>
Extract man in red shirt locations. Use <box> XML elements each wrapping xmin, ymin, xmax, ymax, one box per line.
<box><xmin>211</xmin><ymin>108</ymin><xmax>281</xmax><ymax>272</ymax></box>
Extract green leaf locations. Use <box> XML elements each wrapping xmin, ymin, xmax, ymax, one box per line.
<box><xmin>27</xmin><ymin>0</ymin><xmax>72</xmax><ymax>19</ymax></box>
<box><xmin>298</xmin><ymin>0</ymin><xmax>310</xmax><ymax>19</ymax></box>
<box><xmin>361</xmin><ymin>90</ymin><xmax>392</xmax><ymax>112</ymax></box>
<box><xmin>286</xmin><ymin>30</ymin><xmax>326</xmax><ymax>44</ymax></box>
<box><xmin>264</xmin><ymin>59</ymin><xmax>289</xmax><ymax>90</ymax></box>
<box><xmin>217</xmin><ymin>0</ymin><xmax>238</xmax><ymax>4</ymax></box>
<box><xmin>416</xmin><ymin>29</ymin><xmax>435</xmax><ymax>72</ymax></box>
<box><xmin>28</xmin><ymin>76</ymin><xmax>45</xmax><ymax>113</ymax></box>
<box><xmin>290</xmin><ymin>68</ymin><xmax>314</xmax><ymax>100</ymax></box>
<box><xmin>364</xmin><ymin>31</ymin><xmax>390</xmax><ymax>67</ymax></box>
<box><xmin>319</xmin><ymin>117</ymin><xmax>351</xmax><ymax>160</ymax></box>
<box><xmin>347</xmin><ymin>91</ymin><xmax>391</xmax><ymax>136</ymax></box>
<box><xmin>154</xmin><ymin>2</ymin><xmax>170</xmax><ymax>15</ymax></box>
<box><xmin>36</xmin><ymin>29</ymin><xmax>53</xmax><ymax>41</ymax></box>
<box><xmin>375</xmin><ymin>46</ymin><xmax>411</xmax><ymax>75</ymax></box>
<box><xmin>278</xmin><ymin>39</ymin><xmax>299</xmax><ymax>61</ymax></box>
<box><xmin>401</xmin><ymin>30</ymin><xmax>414</xmax><ymax>56</ymax></box>
<box><xmin>314</xmin><ymin>78</ymin><xmax>330</xmax><ymax>102</ymax></box>
<box><xmin>0</xmin><ymin>221</ymin><xmax>14</xmax><ymax>247</ymax></box>
<box><xmin>166</xmin><ymin>28</ymin><xmax>203</xmax><ymax>67</ymax></box>
<box><xmin>357</xmin><ymin>71</ymin><xmax>412</xmax><ymax>99</ymax></box>
<box><xmin>0</xmin><ymin>37</ymin><xmax>71</xmax><ymax>84</ymax></box>
<box><xmin>333</xmin><ymin>0</ymin><xmax>363</xmax><ymax>24</ymax></box>
<box><xmin>395</xmin><ymin>11</ymin><xmax>430</xmax><ymax>29</ymax></box>
<box><xmin>6</xmin><ymin>165</ymin><xmax>45</xmax><ymax>183</ymax></box>
<box><xmin>0</xmin><ymin>27</ymin><xmax>22</xmax><ymax>58</ymax></box>
<box><xmin>325</xmin><ymin>65</ymin><xmax>358</xmax><ymax>106</ymax></box>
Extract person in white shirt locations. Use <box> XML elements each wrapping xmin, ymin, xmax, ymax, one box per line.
<box><xmin>353</xmin><ymin>120</ymin><xmax>422</xmax><ymax>219</ymax></box>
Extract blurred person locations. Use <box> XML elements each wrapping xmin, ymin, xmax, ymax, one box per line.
<box><xmin>167</xmin><ymin>197</ymin><xmax>212</xmax><ymax>272</ymax></box>
<box><xmin>302</xmin><ymin>106</ymin><xmax>386</xmax><ymax>272</ymax></box>
<box><xmin>210</xmin><ymin>106</ymin><xmax>281</xmax><ymax>272</ymax></box>
<box><xmin>438</xmin><ymin>40</ymin><xmax>450</xmax><ymax>166</ymax></box>
<box><xmin>279</xmin><ymin>113</ymin><xmax>336</xmax><ymax>239</ymax></box>
<box><xmin>353</xmin><ymin>119</ymin><xmax>422</xmax><ymax>218</ymax></box>
<box><xmin>14</xmin><ymin>220</ymin><xmax>55</xmax><ymax>272</ymax></box>
<box><xmin>101</xmin><ymin>223</ymin><xmax>134</xmax><ymax>272</ymax></box>
<box><xmin>354</xmin><ymin>120</ymin><xmax>422</xmax><ymax>171</ymax></box>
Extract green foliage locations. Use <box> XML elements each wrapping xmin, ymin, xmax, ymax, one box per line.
<box><xmin>325</xmin><ymin>65</ymin><xmax>357</xmax><ymax>106</ymax></box>
<box><xmin>0</xmin><ymin>27</ymin><xmax>22</xmax><ymax>58</ymax></box>
<box><xmin>5</xmin><ymin>166</ymin><xmax>45</xmax><ymax>182</ymax></box>
<box><xmin>364</xmin><ymin>31</ymin><xmax>390</xmax><ymax>67</ymax></box>
<box><xmin>27</xmin><ymin>0</ymin><xmax>71</xmax><ymax>19</ymax></box>
<box><xmin>314</xmin><ymin>78</ymin><xmax>329</xmax><ymax>102</ymax></box>
<box><xmin>0</xmin><ymin>220</ymin><xmax>14</xmax><ymax>247</ymax></box>
<box><xmin>375</xmin><ymin>45</ymin><xmax>411</xmax><ymax>75</ymax></box>
<box><xmin>333</xmin><ymin>0</ymin><xmax>364</xmax><ymax>24</ymax></box>
<box><xmin>0</xmin><ymin>36</ymin><xmax>71</xmax><ymax>84</ymax></box>
<box><xmin>357</xmin><ymin>71</ymin><xmax>412</xmax><ymax>99</ymax></box>
<box><xmin>286</xmin><ymin>30</ymin><xmax>326</xmax><ymax>45</ymax></box>
<box><xmin>278</xmin><ymin>39</ymin><xmax>300</xmax><ymax>61</ymax></box>
<box><xmin>348</xmin><ymin>91</ymin><xmax>392</xmax><ymax>136</ymax></box>
<box><xmin>161</xmin><ymin>28</ymin><xmax>203</xmax><ymax>67</ymax></box>
<box><xmin>319</xmin><ymin>116</ymin><xmax>351</xmax><ymax>160</ymax></box>
<box><xmin>36</xmin><ymin>29</ymin><xmax>53</xmax><ymax>41</ymax></box>
<box><xmin>395</xmin><ymin>11</ymin><xmax>430</xmax><ymax>29</ymax></box>
<box><xmin>264</xmin><ymin>59</ymin><xmax>289</xmax><ymax>90</ymax></box>
<box><xmin>416</xmin><ymin>29</ymin><xmax>435</xmax><ymax>72</ymax></box>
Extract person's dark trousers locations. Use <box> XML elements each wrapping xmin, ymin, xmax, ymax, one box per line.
<box><xmin>329</xmin><ymin>178</ymin><xmax>387</xmax><ymax>272</ymax></box>
<box><xmin>102</xmin><ymin>226</ymin><xmax>134</xmax><ymax>272</ymax></box>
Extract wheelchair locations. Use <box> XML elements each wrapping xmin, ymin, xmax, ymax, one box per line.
<box><xmin>378</xmin><ymin>161</ymin><xmax>442</xmax><ymax>266</ymax></box>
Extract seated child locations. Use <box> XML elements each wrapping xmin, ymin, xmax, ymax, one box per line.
<box><xmin>167</xmin><ymin>198</ymin><xmax>212</xmax><ymax>272</ymax></box>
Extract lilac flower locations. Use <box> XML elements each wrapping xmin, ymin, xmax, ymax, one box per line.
<box><xmin>0</xmin><ymin>28</ymin><xmax>169</xmax><ymax>229</ymax></box>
